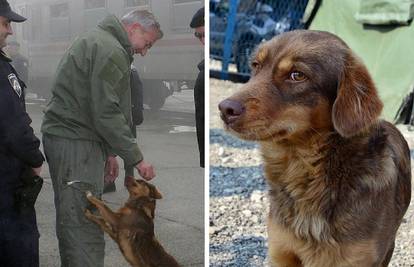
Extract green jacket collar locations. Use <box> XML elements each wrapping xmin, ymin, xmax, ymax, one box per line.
<box><xmin>98</xmin><ymin>14</ymin><xmax>134</xmax><ymax>62</ymax></box>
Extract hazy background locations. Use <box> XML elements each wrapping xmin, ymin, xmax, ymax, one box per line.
<box><xmin>8</xmin><ymin>0</ymin><xmax>203</xmax><ymax>109</ymax></box>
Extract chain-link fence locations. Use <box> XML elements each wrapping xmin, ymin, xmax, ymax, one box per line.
<box><xmin>210</xmin><ymin>0</ymin><xmax>310</xmax><ymax>80</ymax></box>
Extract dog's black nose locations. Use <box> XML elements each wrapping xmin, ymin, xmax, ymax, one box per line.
<box><xmin>218</xmin><ymin>99</ymin><xmax>245</xmax><ymax>124</ymax></box>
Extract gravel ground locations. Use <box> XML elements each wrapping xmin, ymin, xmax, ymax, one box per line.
<box><xmin>209</xmin><ymin>77</ymin><xmax>414</xmax><ymax>266</ymax></box>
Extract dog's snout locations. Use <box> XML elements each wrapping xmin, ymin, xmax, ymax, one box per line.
<box><xmin>218</xmin><ymin>99</ymin><xmax>245</xmax><ymax>124</ymax></box>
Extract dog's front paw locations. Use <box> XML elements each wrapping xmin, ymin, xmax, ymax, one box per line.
<box><xmin>86</xmin><ymin>191</ymin><xmax>93</xmax><ymax>198</ymax></box>
<box><xmin>84</xmin><ymin>208</ymin><xmax>92</xmax><ymax>218</ymax></box>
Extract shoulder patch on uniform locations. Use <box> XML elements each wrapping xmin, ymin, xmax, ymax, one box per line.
<box><xmin>8</xmin><ymin>73</ymin><xmax>22</xmax><ymax>97</ymax></box>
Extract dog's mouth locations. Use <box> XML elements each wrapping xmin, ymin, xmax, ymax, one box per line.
<box><xmin>125</xmin><ymin>176</ymin><xmax>151</xmax><ymax>198</ymax></box>
<box><xmin>220</xmin><ymin>112</ymin><xmax>237</xmax><ymax>127</ymax></box>
<box><xmin>220</xmin><ymin>114</ymin><xmax>244</xmax><ymax>133</ymax></box>
<box><xmin>220</xmin><ymin>99</ymin><xmax>315</xmax><ymax>143</ymax></box>
<box><xmin>219</xmin><ymin>98</ymin><xmax>289</xmax><ymax>141</ymax></box>
<box><xmin>236</xmin><ymin>128</ymin><xmax>290</xmax><ymax>142</ymax></box>
<box><xmin>222</xmin><ymin>117</ymin><xmax>291</xmax><ymax>142</ymax></box>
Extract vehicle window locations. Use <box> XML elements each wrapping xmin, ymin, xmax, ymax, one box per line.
<box><xmin>84</xmin><ymin>0</ymin><xmax>106</xmax><ymax>9</ymax></box>
<box><xmin>124</xmin><ymin>0</ymin><xmax>149</xmax><ymax>7</ymax></box>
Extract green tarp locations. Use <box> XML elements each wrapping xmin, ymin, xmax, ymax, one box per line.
<box><xmin>309</xmin><ymin>0</ymin><xmax>414</xmax><ymax>120</ymax></box>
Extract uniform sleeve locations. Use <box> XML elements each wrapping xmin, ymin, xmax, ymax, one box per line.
<box><xmin>0</xmin><ymin>86</ymin><xmax>44</xmax><ymax>168</ymax></box>
<box><xmin>194</xmin><ymin>63</ymin><xmax>205</xmax><ymax>121</ymax></box>
<box><xmin>89</xmin><ymin>53</ymin><xmax>143</xmax><ymax>166</ymax></box>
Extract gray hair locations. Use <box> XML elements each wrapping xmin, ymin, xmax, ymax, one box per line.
<box><xmin>121</xmin><ymin>10</ymin><xmax>163</xmax><ymax>39</ymax></box>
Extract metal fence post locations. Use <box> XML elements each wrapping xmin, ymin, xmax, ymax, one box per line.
<box><xmin>221</xmin><ymin>0</ymin><xmax>239</xmax><ymax>80</ymax></box>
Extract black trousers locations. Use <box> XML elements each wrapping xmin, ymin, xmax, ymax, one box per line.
<box><xmin>0</xmin><ymin>208</ymin><xmax>39</xmax><ymax>267</ymax></box>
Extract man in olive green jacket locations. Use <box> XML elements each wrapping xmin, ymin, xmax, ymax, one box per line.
<box><xmin>41</xmin><ymin>10</ymin><xmax>162</xmax><ymax>267</ymax></box>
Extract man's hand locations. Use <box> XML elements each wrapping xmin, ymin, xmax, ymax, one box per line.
<box><xmin>104</xmin><ymin>156</ymin><xmax>119</xmax><ymax>183</ymax></box>
<box><xmin>135</xmin><ymin>160</ymin><xmax>155</xmax><ymax>181</ymax></box>
<box><xmin>32</xmin><ymin>165</ymin><xmax>42</xmax><ymax>176</ymax></box>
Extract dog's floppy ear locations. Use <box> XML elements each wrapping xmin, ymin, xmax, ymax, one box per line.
<box><xmin>332</xmin><ymin>53</ymin><xmax>383</xmax><ymax>137</ymax></box>
<box><xmin>150</xmin><ymin>186</ymin><xmax>163</xmax><ymax>199</ymax></box>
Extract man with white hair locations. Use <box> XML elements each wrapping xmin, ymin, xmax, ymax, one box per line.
<box><xmin>41</xmin><ymin>10</ymin><xmax>162</xmax><ymax>267</ymax></box>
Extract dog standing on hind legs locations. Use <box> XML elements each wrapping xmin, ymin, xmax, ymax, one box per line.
<box><xmin>84</xmin><ymin>176</ymin><xmax>180</xmax><ymax>267</ymax></box>
<box><xmin>219</xmin><ymin>30</ymin><xmax>411</xmax><ymax>267</ymax></box>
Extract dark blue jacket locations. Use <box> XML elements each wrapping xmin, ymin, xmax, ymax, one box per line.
<box><xmin>0</xmin><ymin>51</ymin><xmax>44</xmax><ymax>212</ymax></box>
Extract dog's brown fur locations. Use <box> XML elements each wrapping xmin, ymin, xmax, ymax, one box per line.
<box><xmin>84</xmin><ymin>176</ymin><xmax>180</xmax><ymax>267</ymax></box>
<box><xmin>219</xmin><ymin>30</ymin><xmax>411</xmax><ymax>267</ymax></box>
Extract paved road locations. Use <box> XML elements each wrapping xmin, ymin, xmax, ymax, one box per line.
<box><xmin>27</xmin><ymin>90</ymin><xmax>205</xmax><ymax>266</ymax></box>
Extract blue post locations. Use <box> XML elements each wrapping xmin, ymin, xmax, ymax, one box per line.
<box><xmin>221</xmin><ymin>0</ymin><xmax>239</xmax><ymax>80</ymax></box>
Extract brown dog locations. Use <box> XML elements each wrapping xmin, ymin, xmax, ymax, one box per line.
<box><xmin>84</xmin><ymin>176</ymin><xmax>180</xmax><ymax>267</ymax></box>
<box><xmin>219</xmin><ymin>30</ymin><xmax>411</xmax><ymax>267</ymax></box>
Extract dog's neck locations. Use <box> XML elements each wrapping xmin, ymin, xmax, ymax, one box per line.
<box><xmin>126</xmin><ymin>196</ymin><xmax>155</xmax><ymax>209</ymax></box>
<box><xmin>259</xmin><ymin>127</ymin><xmax>376</xmax><ymax>184</ymax></box>
<box><xmin>260</xmin><ymin>129</ymin><xmax>333</xmax><ymax>184</ymax></box>
<box><xmin>260</xmin><ymin>125</ymin><xmax>384</xmax><ymax>242</ymax></box>
<box><xmin>260</xmin><ymin>130</ymin><xmax>336</xmax><ymax>243</ymax></box>
<box><xmin>126</xmin><ymin>196</ymin><xmax>156</xmax><ymax>219</ymax></box>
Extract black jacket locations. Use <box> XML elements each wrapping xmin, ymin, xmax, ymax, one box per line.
<box><xmin>0</xmin><ymin>51</ymin><xmax>44</xmax><ymax>211</ymax></box>
<box><xmin>131</xmin><ymin>65</ymin><xmax>144</xmax><ymax>126</ymax></box>
<box><xmin>194</xmin><ymin>60</ymin><xmax>204</xmax><ymax>167</ymax></box>
<box><xmin>10</xmin><ymin>53</ymin><xmax>28</xmax><ymax>84</ymax></box>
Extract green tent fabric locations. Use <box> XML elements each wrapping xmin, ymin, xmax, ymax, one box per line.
<box><xmin>355</xmin><ymin>0</ymin><xmax>414</xmax><ymax>25</ymax></box>
<box><xmin>309</xmin><ymin>0</ymin><xmax>414</xmax><ymax>120</ymax></box>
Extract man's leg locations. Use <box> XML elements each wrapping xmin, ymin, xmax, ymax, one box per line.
<box><xmin>43</xmin><ymin>135</ymin><xmax>105</xmax><ymax>267</ymax></box>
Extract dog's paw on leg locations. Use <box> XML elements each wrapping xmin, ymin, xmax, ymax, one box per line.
<box><xmin>84</xmin><ymin>208</ymin><xmax>93</xmax><ymax>218</ymax></box>
<box><xmin>85</xmin><ymin>191</ymin><xmax>93</xmax><ymax>198</ymax></box>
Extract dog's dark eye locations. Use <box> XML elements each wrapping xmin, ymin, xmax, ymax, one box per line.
<box><xmin>251</xmin><ymin>61</ymin><xmax>260</xmax><ymax>70</ymax></box>
<box><xmin>290</xmin><ymin>71</ymin><xmax>307</xmax><ymax>82</ymax></box>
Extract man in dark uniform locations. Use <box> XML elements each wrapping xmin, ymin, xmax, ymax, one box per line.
<box><xmin>190</xmin><ymin>7</ymin><xmax>205</xmax><ymax>168</ymax></box>
<box><xmin>0</xmin><ymin>1</ymin><xmax>45</xmax><ymax>266</ymax></box>
<box><xmin>6</xmin><ymin>40</ymin><xmax>28</xmax><ymax>84</ymax></box>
